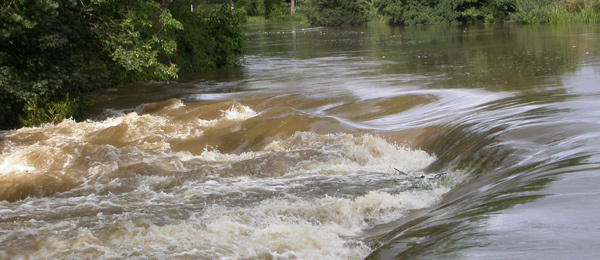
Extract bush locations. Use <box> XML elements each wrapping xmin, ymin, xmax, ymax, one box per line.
<box><xmin>1</xmin><ymin>0</ymin><xmax>103</xmax><ymax>129</ymax></box>
<box><xmin>235</xmin><ymin>0</ymin><xmax>287</xmax><ymax>19</ymax></box>
<box><xmin>509</xmin><ymin>0</ymin><xmax>600</xmax><ymax>24</ymax></box>
<box><xmin>550</xmin><ymin>0</ymin><xmax>600</xmax><ymax>24</ymax></box>
<box><xmin>0</xmin><ymin>0</ymin><xmax>247</xmax><ymax>129</ymax></box>
<box><xmin>374</xmin><ymin>0</ymin><xmax>516</xmax><ymax>25</ymax></box>
<box><xmin>267</xmin><ymin>1</ymin><xmax>291</xmax><ymax>20</ymax></box>
<box><xmin>18</xmin><ymin>95</ymin><xmax>90</xmax><ymax>127</ymax></box>
<box><xmin>170</xmin><ymin>3</ymin><xmax>246</xmax><ymax>72</ymax></box>
<box><xmin>373</xmin><ymin>0</ymin><xmax>404</xmax><ymax>24</ymax></box>
<box><xmin>511</xmin><ymin>0</ymin><xmax>555</xmax><ymax>23</ymax></box>
<box><xmin>302</xmin><ymin>0</ymin><xmax>367</xmax><ymax>26</ymax></box>
<box><xmin>236</xmin><ymin>0</ymin><xmax>265</xmax><ymax>16</ymax></box>
<box><xmin>456</xmin><ymin>0</ymin><xmax>516</xmax><ymax>24</ymax></box>
<box><xmin>401</xmin><ymin>0</ymin><xmax>457</xmax><ymax>25</ymax></box>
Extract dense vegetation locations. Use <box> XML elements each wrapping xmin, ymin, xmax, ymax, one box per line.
<box><xmin>236</xmin><ymin>0</ymin><xmax>299</xmax><ymax>20</ymax></box>
<box><xmin>1</xmin><ymin>0</ymin><xmax>246</xmax><ymax>129</ymax></box>
<box><xmin>302</xmin><ymin>0</ymin><xmax>366</xmax><ymax>26</ymax></box>
<box><xmin>291</xmin><ymin>0</ymin><xmax>600</xmax><ymax>26</ymax></box>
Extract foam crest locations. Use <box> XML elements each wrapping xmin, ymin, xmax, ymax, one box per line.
<box><xmin>222</xmin><ymin>104</ymin><xmax>259</xmax><ymax>120</ymax></box>
<box><xmin>0</xmin><ymin>100</ymin><xmax>260</xmax><ymax>200</ymax></box>
<box><xmin>231</xmin><ymin>189</ymin><xmax>448</xmax><ymax>233</ymax></box>
<box><xmin>5</xmin><ymin>100</ymin><xmax>259</xmax><ymax>150</ymax></box>
<box><xmin>0</xmin><ymin>147</ymin><xmax>36</xmax><ymax>175</ymax></box>
<box><xmin>179</xmin><ymin>132</ymin><xmax>436</xmax><ymax>179</ymax></box>
<box><xmin>263</xmin><ymin>132</ymin><xmax>435</xmax><ymax>176</ymax></box>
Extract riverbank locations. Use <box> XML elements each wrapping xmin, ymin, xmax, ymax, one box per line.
<box><xmin>0</xmin><ymin>2</ymin><xmax>246</xmax><ymax>130</ymax></box>
<box><xmin>4</xmin><ymin>1</ymin><xmax>599</xmax><ymax>130</ymax></box>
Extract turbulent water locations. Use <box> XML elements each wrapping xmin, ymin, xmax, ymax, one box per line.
<box><xmin>1</xmin><ymin>23</ymin><xmax>600</xmax><ymax>259</ymax></box>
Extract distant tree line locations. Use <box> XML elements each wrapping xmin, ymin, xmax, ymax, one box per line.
<box><xmin>234</xmin><ymin>0</ymin><xmax>298</xmax><ymax>19</ymax></box>
<box><xmin>1</xmin><ymin>0</ymin><xmax>246</xmax><ymax>129</ymax></box>
<box><xmin>373</xmin><ymin>0</ymin><xmax>600</xmax><ymax>25</ymax></box>
<box><xmin>280</xmin><ymin>0</ymin><xmax>600</xmax><ymax>26</ymax></box>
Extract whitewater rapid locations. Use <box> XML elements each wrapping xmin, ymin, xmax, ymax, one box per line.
<box><xmin>0</xmin><ymin>98</ymin><xmax>465</xmax><ymax>259</ymax></box>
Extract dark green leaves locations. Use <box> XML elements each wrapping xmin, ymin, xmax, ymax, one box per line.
<box><xmin>0</xmin><ymin>0</ymin><xmax>247</xmax><ymax>129</ymax></box>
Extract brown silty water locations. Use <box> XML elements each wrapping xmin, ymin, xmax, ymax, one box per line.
<box><xmin>1</xmin><ymin>23</ymin><xmax>600</xmax><ymax>259</ymax></box>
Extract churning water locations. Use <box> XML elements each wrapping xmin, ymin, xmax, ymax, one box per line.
<box><xmin>1</xmin><ymin>23</ymin><xmax>600</xmax><ymax>259</ymax></box>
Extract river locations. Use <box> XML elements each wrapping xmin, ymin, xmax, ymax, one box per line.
<box><xmin>1</xmin><ymin>23</ymin><xmax>599</xmax><ymax>259</ymax></box>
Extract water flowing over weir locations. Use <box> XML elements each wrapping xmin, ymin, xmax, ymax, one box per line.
<box><xmin>2</xmin><ymin>23</ymin><xmax>600</xmax><ymax>259</ymax></box>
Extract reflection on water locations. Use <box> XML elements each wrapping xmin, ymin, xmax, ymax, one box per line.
<box><xmin>1</xmin><ymin>23</ymin><xmax>600</xmax><ymax>259</ymax></box>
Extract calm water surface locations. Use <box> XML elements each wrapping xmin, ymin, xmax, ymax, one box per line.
<box><xmin>1</xmin><ymin>23</ymin><xmax>599</xmax><ymax>259</ymax></box>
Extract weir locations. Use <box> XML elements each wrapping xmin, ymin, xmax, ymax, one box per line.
<box><xmin>1</xmin><ymin>23</ymin><xmax>600</xmax><ymax>259</ymax></box>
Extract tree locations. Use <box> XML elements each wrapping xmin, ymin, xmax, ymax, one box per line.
<box><xmin>303</xmin><ymin>0</ymin><xmax>367</xmax><ymax>26</ymax></box>
<box><xmin>291</xmin><ymin>0</ymin><xmax>297</xmax><ymax>14</ymax></box>
<box><xmin>373</xmin><ymin>0</ymin><xmax>516</xmax><ymax>25</ymax></box>
<box><xmin>0</xmin><ymin>0</ymin><xmax>247</xmax><ymax>129</ymax></box>
<box><xmin>1</xmin><ymin>0</ymin><xmax>101</xmax><ymax>127</ymax></box>
<box><xmin>170</xmin><ymin>2</ymin><xmax>246</xmax><ymax>72</ymax></box>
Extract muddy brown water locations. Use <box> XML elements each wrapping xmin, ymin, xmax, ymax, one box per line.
<box><xmin>1</xmin><ymin>23</ymin><xmax>600</xmax><ymax>259</ymax></box>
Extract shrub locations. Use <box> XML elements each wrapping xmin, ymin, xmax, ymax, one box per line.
<box><xmin>373</xmin><ymin>0</ymin><xmax>405</xmax><ymax>24</ymax></box>
<box><xmin>170</xmin><ymin>3</ymin><xmax>246</xmax><ymax>72</ymax></box>
<box><xmin>551</xmin><ymin>5</ymin><xmax>600</xmax><ymax>23</ymax></box>
<box><xmin>0</xmin><ymin>0</ymin><xmax>103</xmax><ymax>129</ymax></box>
<box><xmin>374</xmin><ymin>0</ymin><xmax>516</xmax><ymax>25</ymax></box>
<box><xmin>456</xmin><ymin>0</ymin><xmax>516</xmax><ymax>23</ymax></box>
<box><xmin>511</xmin><ymin>0</ymin><xmax>555</xmax><ymax>23</ymax></box>
<box><xmin>236</xmin><ymin>0</ymin><xmax>265</xmax><ymax>16</ymax></box>
<box><xmin>302</xmin><ymin>0</ymin><xmax>367</xmax><ymax>26</ymax></box>
<box><xmin>0</xmin><ymin>0</ymin><xmax>247</xmax><ymax>129</ymax></box>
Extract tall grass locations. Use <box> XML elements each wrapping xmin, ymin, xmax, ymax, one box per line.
<box><xmin>550</xmin><ymin>5</ymin><xmax>600</xmax><ymax>24</ymax></box>
<box><xmin>512</xmin><ymin>0</ymin><xmax>600</xmax><ymax>24</ymax></box>
<box><xmin>511</xmin><ymin>0</ymin><xmax>555</xmax><ymax>24</ymax></box>
<box><xmin>19</xmin><ymin>95</ymin><xmax>89</xmax><ymax>127</ymax></box>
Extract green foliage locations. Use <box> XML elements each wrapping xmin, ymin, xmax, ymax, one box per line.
<box><xmin>1</xmin><ymin>0</ymin><xmax>247</xmax><ymax>129</ymax></box>
<box><xmin>171</xmin><ymin>3</ymin><xmax>247</xmax><ymax>72</ymax></box>
<box><xmin>511</xmin><ymin>0</ymin><xmax>600</xmax><ymax>24</ymax></box>
<box><xmin>373</xmin><ymin>0</ymin><xmax>406</xmax><ymax>24</ymax></box>
<box><xmin>236</xmin><ymin>0</ymin><xmax>302</xmax><ymax>21</ymax></box>
<box><xmin>373</xmin><ymin>0</ymin><xmax>516</xmax><ymax>25</ymax></box>
<box><xmin>268</xmin><ymin>0</ymin><xmax>292</xmax><ymax>20</ymax></box>
<box><xmin>302</xmin><ymin>0</ymin><xmax>367</xmax><ymax>26</ymax></box>
<box><xmin>236</xmin><ymin>0</ymin><xmax>266</xmax><ymax>16</ymax></box>
<box><xmin>263</xmin><ymin>0</ymin><xmax>287</xmax><ymax>19</ymax></box>
<box><xmin>19</xmin><ymin>94</ymin><xmax>90</xmax><ymax>127</ymax></box>
<box><xmin>549</xmin><ymin>0</ymin><xmax>600</xmax><ymax>24</ymax></box>
<box><xmin>456</xmin><ymin>0</ymin><xmax>516</xmax><ymax>23</ymax></box>
<box><xmin>401</xmin><ymin>0</ymin><xmax>458</xmax><ymax>25</ymax></box>
<box><xmin>510</xmin><ymin>0</ymin><xmax>555</xmax><ymax>23</ymax></box>
<box><xmin>91</xmin><ymin>0</ymin><xmax>183</xmax><ymax>82</ymax></box>
<box><xmin>372</xmin><ymin>0</ymin><xmax>599</xmax><ymax>25</ymax></box>
<box><xmin>239</xmin><ymin>0</ymin><xmax>599</xmax><ymax>26</ymax></box>
<box><xmin>1</xmin><ymin>0</ymin><xmax>104</xmax><ymax>129</ymax></box>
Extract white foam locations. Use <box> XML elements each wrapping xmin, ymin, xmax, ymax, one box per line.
<box><xmin>264</xmin><ymin>132</ymin><xmax>435</xmax><ymax>175</ymax></box>
<box><xmin>14</xmin><ymin>187</ymin><xmax>448</xmax><ymax>259</ymax></box>
<box><xmin>195</xmin><ymin>104</ymin><xmax>260</xmax><ymax>131</ymax></box>
<box><xmin>0</xmin><ymin>151</ymin><xmax>35</xmax><ymax>175</ymax></box>
<box><xmin>222</xmin><ymin>105</ymin><xmax>259</xmax><ymax>120</ymax></box>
